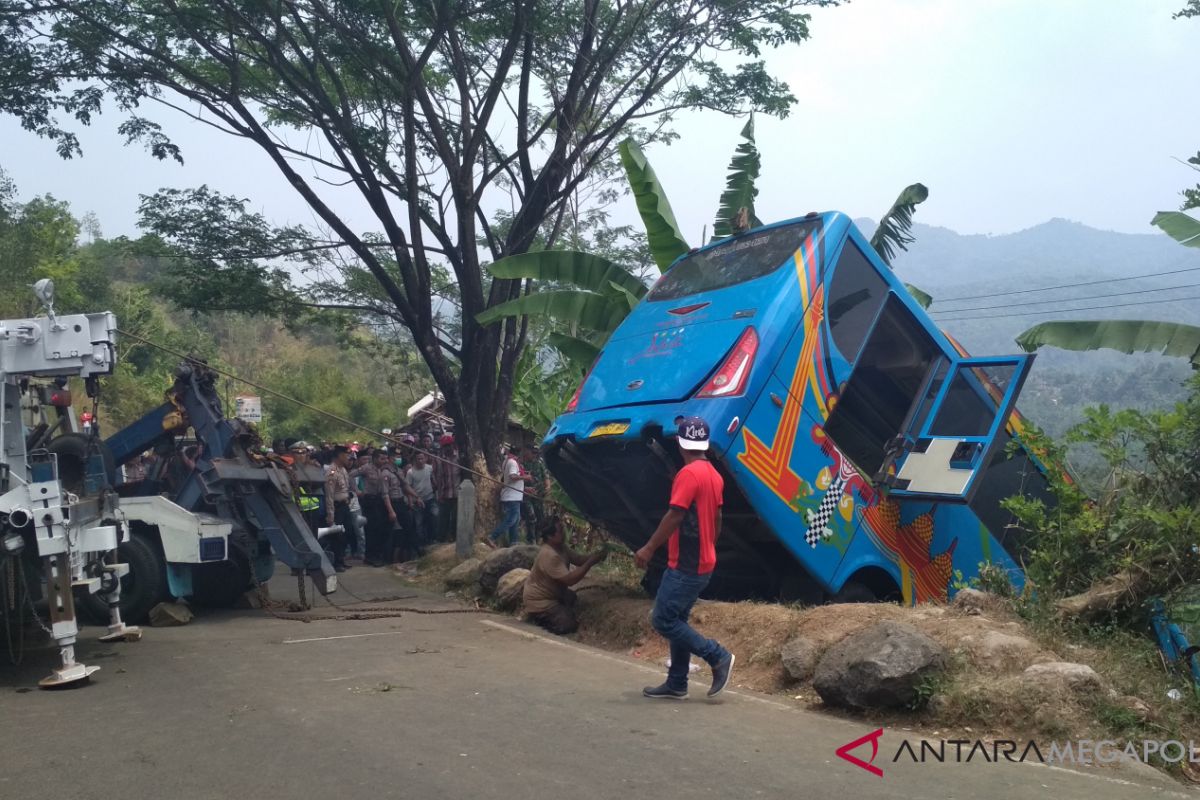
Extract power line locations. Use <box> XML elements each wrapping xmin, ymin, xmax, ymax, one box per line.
<box><xmin>930</xmin><ymin>280</ymin><xmax>1200</xmax><ymax>315</ymax></box>
<box><xmin>934</xmin><ymin>292</ymin><xmax>1200</xmax><ymax>322</ymax></box>
<box><xmin>931</xmin><ymin>265</ymin><xmax>1200</xmax><ymax>305</ymax></box>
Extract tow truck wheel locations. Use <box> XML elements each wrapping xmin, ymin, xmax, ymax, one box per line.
<box><xmin>78</xmin><ymin>533</ymin><xmax>167</xmax><ymax>624</ymax></box>
<box><xmin>191</xmin><ymin>547</ymin><xmax>252</xmax><ymax>609</ymax></box>
<box><xmin>46</xmin><ymin>433</ymin><xmax>117</xmax><ymax>494</ymax></box>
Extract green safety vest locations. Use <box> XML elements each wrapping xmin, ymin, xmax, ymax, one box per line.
<box><xmin>296</xmin><ymin>487</ymin><xmax>320</xmax><ymax>512</ymax></box>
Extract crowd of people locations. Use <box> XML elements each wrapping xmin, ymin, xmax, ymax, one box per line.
<box><xmin>274</xmin><ymin>433</ymin><xmax>551</xmax><ymax>573</ymax></box>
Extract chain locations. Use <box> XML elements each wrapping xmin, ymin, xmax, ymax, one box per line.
<box><xmin>296</xmin><ymin>573</ymin><xmax>308</xmax><ymax>611</ymax></box>
<box><xmin>3</xmin><ymin>558</ymin><xmax>23</xmax><ymax>665</ymax></box>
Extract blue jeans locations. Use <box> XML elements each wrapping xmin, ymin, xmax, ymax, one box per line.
<box><xmin>651</xmin><ymin>568</ymin><xmax>728</xmax><ymax>691</ymax></box>
<box><xmin>488</xmin><ymin>500</ymin><xmax>523</xmax><ymax>546</ymax></box>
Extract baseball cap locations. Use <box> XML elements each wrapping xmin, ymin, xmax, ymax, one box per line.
<box><xmin>676</xmin><ymin>416</ymin><xmax>710</xmax><ymax>451</ymax></box>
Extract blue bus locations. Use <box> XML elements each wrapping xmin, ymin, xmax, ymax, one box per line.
<box><xmin>543</xmin><ymin>211</ymin><xmax>1054</xmax><ymax>603</ymax></box>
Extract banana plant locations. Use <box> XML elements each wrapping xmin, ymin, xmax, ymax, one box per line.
<box><xmin>869</xmin><ymin>183</ymin><xmax>933</xmax><ymax>308</ymax></box>
<box><xmin>1015</xmin><ymin>211</ymin><xmax>1200</xmax><ymax>368</ymax></box>
<box><xmin>712</xmin><ymin>117</ymin><xmax>763</xmax><ymax>239</ymax></box>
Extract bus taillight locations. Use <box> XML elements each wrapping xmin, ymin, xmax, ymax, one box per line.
<box><xmin>696</xmin><ymin>327</ymin><xmax>758</xmax><ymax>399</ymax></box>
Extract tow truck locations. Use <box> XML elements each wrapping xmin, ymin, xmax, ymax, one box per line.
<box><xmin>0</xmin><ymin>280</ymin><xmax>141</xmax><ymax>686</ymax></box>
<box><xmin>92</xmin><ymin>358</ymin><xmax>338</xmax><ymax>621</ymax></box>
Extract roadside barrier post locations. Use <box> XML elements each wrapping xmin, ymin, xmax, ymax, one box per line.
<box><xmin>456</xmin><ymin>478</ymin><xmax>475</xmax><ymax>559</ymax></box>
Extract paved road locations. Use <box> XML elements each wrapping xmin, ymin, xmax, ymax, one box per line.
<box><xmin>1</xmin><ymin>567</ymin><xmax>1192</xmax><ymax>799</ymax></box>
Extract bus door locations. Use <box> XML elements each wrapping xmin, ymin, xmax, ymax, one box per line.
<box><xmin>822</xmin><ymin>292</ymin><xmax>1033</xmax><ymax>503</ymax></box>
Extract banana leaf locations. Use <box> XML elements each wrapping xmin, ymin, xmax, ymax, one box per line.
<box><xmin>475</xmin><ymin>289</ymin><xmax>629</xmax><ymax>334</ymax></box>
<box><xmin>870</xmin><ymin>183</ymin><xmax>930</xmax><ymax>266</ymax></box>
<box><xmin>904</xmin><ymin>283</ymin><xmax>933</xmax><ymax>309</ymax></box>
<box><xmin>712</xmin><ymin>116</ymin><xmax>763</xmax><ymax>240</ymax></box>
<box><xmin>1152</xmin><ymin>211</ymin><xmax>1200</xmax><ymax>247</ymax></box>
<box><xmin>619</xmin><ymin>138</ymin><xmax>690</xmax><ymax>272</ymax></box>
<box><xmin>486</xmin><ymin>250</ymin><xmax>647</xmax><ymax>299</ymax></box>
<box><xmin>548</xmin><ymin>332</ymin><xmax>602</xmax><ymax>371</ymax></box>
<box><xmin>607</xmin><ymin>280</ymin><xmax>641</xmax><ymax>310</ymax></box>
<box><xmin>1015</xmin><ymin>320</ymin><xmax>1200</xmax><ymax>368</ymax></box>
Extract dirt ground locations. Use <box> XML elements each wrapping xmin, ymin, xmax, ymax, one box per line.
<box><xmin>401</xmin><ymin>543</ymin><xmax>1200</xmax><ymax>777</ymax></box>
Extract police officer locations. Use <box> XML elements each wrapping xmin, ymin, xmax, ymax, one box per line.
<box><xmin>351</xmin><ymin>449</ymin><xmax>398</xmax><ymax>567</ymax></box>
<box><xmin>383</xmin><ymin>449</ymin><xmax>419</xmax><ymax>563</ymax></box>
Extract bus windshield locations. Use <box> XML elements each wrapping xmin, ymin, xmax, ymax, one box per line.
<box><xmin>647</xmin><ymin>219</ymin><xmax>821</xmax><ymax>302</ymax></box>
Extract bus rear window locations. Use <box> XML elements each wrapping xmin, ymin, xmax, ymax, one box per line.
<box><xmin>647</xmin><ymin>220</ymin><xmax>820</xmax><ymax>302</ymax></box>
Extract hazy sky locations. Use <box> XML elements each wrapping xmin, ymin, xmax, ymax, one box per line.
<box><xmin>1</xmin><ymin>0</ymin><xmax>1197</xmax><ymax>241</ymax></box>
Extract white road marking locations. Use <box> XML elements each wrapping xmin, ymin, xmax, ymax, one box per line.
<box><xmin>479</xmin><ymin>620</ymin><xmax>1193</xmax><ymax>796</ymax></box>
<box><xmin>282</xmin><ymin>631</ymin><xmax>407</xmax><ymax>645</ymax></box>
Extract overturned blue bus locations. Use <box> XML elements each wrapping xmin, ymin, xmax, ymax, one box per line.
<box><xmin>543</xmin><ymin>211</ymin><xmax>1053</xmax><ymax>604</ymax></box>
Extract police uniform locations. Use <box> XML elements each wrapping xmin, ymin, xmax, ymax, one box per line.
<box><xmin>324</xmin><ymin>463</ymin><xmax>352</xmax><ymax>569</ymax></box>
<box><xmin>385</xmin><ymin>466</ymin><xmax>416</xmax><ymax>562</ymax></box>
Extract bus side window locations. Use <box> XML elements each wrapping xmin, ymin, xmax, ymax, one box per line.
<box><xmin>826</xmin><ymin>241</ymin><xmax>889</xmax><ymax>364</ymax></box>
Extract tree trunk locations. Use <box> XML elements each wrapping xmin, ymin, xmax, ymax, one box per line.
<box><xmin>469</xmin><ymin>450</ymin><xmax>499</xmax><ymax>539</ymax></box>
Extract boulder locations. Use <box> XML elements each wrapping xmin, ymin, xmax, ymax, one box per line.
<box><xmin>951</xmin><ymin>588</ymin><xmax>1004</xmax><ymax>616</ymax></box>
<box><xmin>1022</xmin><ymin>661</ymin><xmax>1102</xmax><ymax>692</ymax></box>
<box><xmin>478</xmin><ymin>544</ymin><xmax>540</xmax><ymax>594</ymax></box>
<box><xmin>495</xmin><ymin>568</ymin><xmax>530</xmax><ymax>610</ymax></box>
<box><xmin>780</xmin><ymin>636</ymin><xmax>820</xmax><ymax>682</ymax></box>
<box><xmin>813</xmin><ymin>621</ymin><xmax>946</xmax><ymax>709</ymax></box>
<box><xmin>233</xmin><ymin>589</ymin><xmax>265</xmax><ymax>610</ymax></box>
<box><xmin>962</xmin><ymin>630</ymin><xmax>1040</xmax><ymax>673</ymax></box>
<box><xmin>445</xmin><ymin>558</ymin><xmax>483</xmax><ymax>588</ymax></box>
<box><xmin>425</xmin><ymin>543</ymin><xmax>459</xmax><ymax>565</ymax></box>
<box><xmin>149</xmin><ymin>601</ymin><xmax>193</xmax><ymax>627</ymax></box>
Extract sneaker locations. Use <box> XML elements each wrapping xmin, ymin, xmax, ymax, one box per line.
<box><xmin>708</xmin><ymin>653</ymin><xmax>735</xmax><ymax>698</ymax></box>
<box><xmin>642</xmin><ymin>682</ymin><xmax>688</xmax><ymax>700</ymax></box>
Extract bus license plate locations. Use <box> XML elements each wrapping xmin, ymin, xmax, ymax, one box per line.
<box><xmin>589</xmin><ymin>422</ymin><xmax>629</xmax><ymax>438</ymax></box>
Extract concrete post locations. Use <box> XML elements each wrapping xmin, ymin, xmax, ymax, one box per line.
<box><xmin>456</xmin><ymin>478</ymin><xmax>476</xmax><ymax>560</ymax></box>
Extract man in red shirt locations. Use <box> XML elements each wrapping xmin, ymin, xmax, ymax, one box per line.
<box><xmin>635</xmin><ymin>417</ymin><xmax>735</xmax><ymax>700</ymax></box>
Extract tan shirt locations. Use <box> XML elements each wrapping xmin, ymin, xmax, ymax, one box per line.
<box><xmin>523</xmin><ymin>544</ymin><xmax>573</xmax><ymax>614</ymax></box>
<box><xmin>351</xmin><ymin>463</ymin><xmax>388</xmax><ymax>496</ymax></box>
<box><xmin>325</xmin><ymin>464</ymin><xmax>351</xmax><ymax>502</ymax></box>
<box><xmin>384</xmin><ymin>467</ymin><xmax>407</xmax><ymax>502</ymax></box>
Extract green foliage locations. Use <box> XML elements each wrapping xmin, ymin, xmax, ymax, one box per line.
<box><xmin>619</xmin><ymin>139</ymin><xmax>691</xmax><ymax>271</ymax></box>
<box><xmin>1001</xmin><ymin>384</ymin><xmax>1200</xmax><ymax>611</ymax></box>
<box><xmin>475</xmin><ymin>289</ymin><xmax>631</xmax><ymax>333</ymax></box>
<box><xmin>1151</xmin><ymin>210</ymin><xmax>1200</xmax><ymax>247</ymax></box>
<box><xmin>904</xmin><ymin>283</ymin><xmax>933</xmax><ymax>309</ymax></box>
<box><xmin>869</xmin><ymin>183</ymin><xmax>930</xmax><ymax>266</ymax></box>
<box><xmin>712</xmin><ymin>117</ymin><xmax>763</xmax><ymax>239</ymax></box>
<box><xmin>1016</xmin><ymin>320</ymin><xmax>1200</xmax><ymax>369</ymax></box>
<box><xmin>486</xmin><ymin>251</ymin><xmax>648</xmax><ymax>300</ymax></box>
<box><xmin>0</xmin><ymin>175</ymin><xmax>421</xmax><ymax>441</ymax></box>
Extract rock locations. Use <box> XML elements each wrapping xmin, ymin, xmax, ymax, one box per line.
<box><xmin>1022</xmin><ymin>661</ymin><xmax>1102</xmax><ymax>692</ymax></box>
<box><xmin>962</xmin><ymin>630</ymin><xmax>1040</xmax><ymax>673</ymax></box>
<box><xmin>478</xmin><ymin>544</ymin><xmax>540</xmax><ymax>594</ymax></box>
<box><xmin>233</xmin><ymin>589</ymin><xmax>265</xmax><ymax>610</ymax></box>
<box><xmin>149</xmin><ymin>601</ymin><xmax>193</xmax><ymax>627</ymax></box>
<box><xmin>495</xmin><ymin>568</ymin><xmax>530</xmax><ymax>610</ymax></box>
<box><xmin>1114</xmin><ymin>694</ymin><xmax>1154</xmax><ymax>722</ymax></box>
<box><xmin>472</xmin><ymin>542</ymin><xmax>493</xmax><ymax>561</ymax></box>
<box><xmin>780</xmin><ymin>636</ymin><xmax>820</xmax><ymax>682</ymax></box>
<box><xmin>813</xmin><ymin>621</ymin><xmax>947</xmax><ymax>710</ymax></box>
<box><xmin>425</xmin><ymin>543</ymin><xmax>459</xmax><ymax>565</ymax></box>
<box><xmin>446</xmin><ymin>558</ymin><xmax>483</xmax><ymax>588</ymax></box>
<box><xmin>951</xmin><ymin>588</ymin><xmax>1003</xmax><ymax>615</ymax></box>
